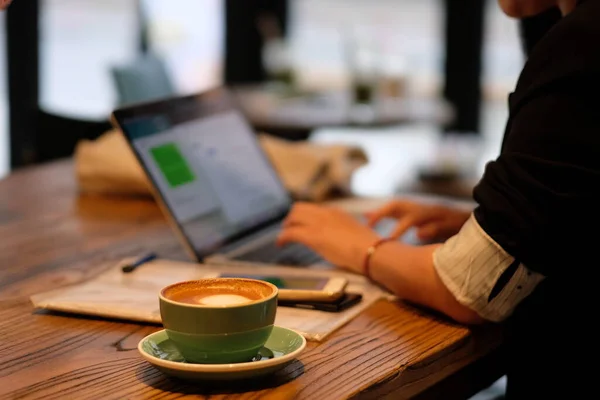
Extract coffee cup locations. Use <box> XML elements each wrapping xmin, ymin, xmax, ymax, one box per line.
<box><xmin>159</xmin><ymin>278</ymin><xmax>278</xmax><ymax>364</ymax></box>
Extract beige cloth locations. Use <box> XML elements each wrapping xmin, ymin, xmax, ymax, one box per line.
<box><xmin>74</xmin><ymin>129</ymin><xmax>368</xmax><ymax>202</ymax></box>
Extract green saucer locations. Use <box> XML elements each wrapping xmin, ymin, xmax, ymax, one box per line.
<box><xmin>138</xmin><ymin>326</ymin><xmax>306</xmax><ymax>381</ymax></box>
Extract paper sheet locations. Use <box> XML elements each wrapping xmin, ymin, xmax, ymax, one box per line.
<box><xmin>30</xmin><ymin>258</ymin><xmax>390</xmax><ymax>342</ymax></box>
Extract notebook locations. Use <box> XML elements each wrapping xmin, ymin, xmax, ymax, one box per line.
<box><xmin>29</xmin><ymin>258</ymin><xmax>391</xmax><ymax>342</ymax></box>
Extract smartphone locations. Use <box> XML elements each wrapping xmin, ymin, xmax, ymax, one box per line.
<box><xmin>218</xmin><ymin>273</ymin><xmax>347</xmax><ymax>302</ymax></box>
<box><xmin>278</xmin><ymin>293</ymin><xmax>363</xmax><ymax>312</ymax></box>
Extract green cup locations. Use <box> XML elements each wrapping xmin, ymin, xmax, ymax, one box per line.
<box><xmin>159</xmin><ymin>278</ymin><xmax>278</xmax><ymax>364</ymax></box>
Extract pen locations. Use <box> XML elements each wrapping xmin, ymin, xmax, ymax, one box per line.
<box><xmin>121</xmin><ymin>252</ymin><xmax>157</xmax><ymax>273</ymax></box>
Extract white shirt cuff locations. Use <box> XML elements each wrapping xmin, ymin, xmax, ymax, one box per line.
<box><xmin>433</xmin><ymin>214</ymin><xmax>545</xmax><ymax>322</ymax></box>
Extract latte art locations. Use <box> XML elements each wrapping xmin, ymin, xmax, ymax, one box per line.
<box><xmin>166</xmin><ymin>285</ymin><xmax>265</xmax><ymax>306</ymax></box>
<box><xmin>194</xmin><ymin>294</ymin><xmax>253</xmax><ymax>306</ymax></box>
<box><xmin>162</xmin><ymin>278</ymin><xmax>275</xmax><ymax>307</ymax></box>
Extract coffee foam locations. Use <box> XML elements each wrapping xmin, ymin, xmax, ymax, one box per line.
<box><xmin>163</xmin><ymin>278</ymin><xmax>276</xmax><ymax>307</ymax></box>
<box><xmin>193</xmin><ymin>294</ymin><xmax>253</xmax><ymax>306</ymax></box>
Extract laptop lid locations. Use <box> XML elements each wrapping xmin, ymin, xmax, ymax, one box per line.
<box><xmin>111</xmin><ymin>87</ymin><xmax>293</xmax><ymax>261</ymax></box>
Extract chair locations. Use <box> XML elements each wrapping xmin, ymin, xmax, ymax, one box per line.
<box><xmin>32</xmin><ymin>53</ymin><xmax>174</xmax><ymax>165</ymax></box>
<box><xmin>111</xmin><ymin>53</ymin><xmax>176</xmax><ymax>106</ymax></box>
<box><xmin>35</xmin><ymin>109</ymin><xmax>113</xmax><ymax>164</ymax></box>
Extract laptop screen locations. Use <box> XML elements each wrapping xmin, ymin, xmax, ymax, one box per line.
<box><xmin>113</xmin><ymin>89</ymin><xmax>292</xmax><ymax>259</ymax></box>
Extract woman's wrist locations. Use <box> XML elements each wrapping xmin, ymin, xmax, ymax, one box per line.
<box><xmin>368</xmin><ymin>240</ymin><xmax>425</xmax><ymax>287</ymax></box>
<box><xmin>361</xmin><ymin>237</ymin><xmax>394</xmax><ymax>280</ymax></box>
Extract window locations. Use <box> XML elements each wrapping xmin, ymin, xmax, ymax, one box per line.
<box><xmin>288</xmin><ymin>0</ymin><xmax>444</xmax><ymax>96</ymax></box>
<box><xmin>142</xmin><ymin>0</ymin><xmax>223</xmax><ymax>94</ymax></box>
<box><xmin>39</xmin><ymin>0</ymin><xmax>140</xmax><ymax>119</ymax></box>
<box><xmin>288</xmin><ymin>0</ymin><xmax>522</xmax><ymax>101</ymax></box>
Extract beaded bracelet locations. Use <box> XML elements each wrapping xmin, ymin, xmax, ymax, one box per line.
<box><xmin>362</xmin><ymin>238</ymin><xmax>392</xmax><ymax>280</ymax></box>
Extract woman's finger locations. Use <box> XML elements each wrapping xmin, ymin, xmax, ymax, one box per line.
<box><xmin>283</xmin><ymin>202</ymin><xmax>325</xmax><ymax>227</ymax></box>
<box><xmin>388</xmin><ymin>210</ymin><xmax>443</xmax><ymax>239</ymax></box>
<box><xmin>366</xmin><ymin>201</ymin><xmax>413</xmax><ymax>227</ymax></box>
<box><xmin>388</xmin><ymin>215</ymin><xmax>420</xmax><ymax>239</ymax></box>
<box><xmin>416</xmin><ymin>223</ymin><xmax>441</xmax><ymax>241</ymax></box>
<box><xmin>366</xmin><ymin>203</ymin><xmax>396</xmax><ymax>227</ymax></box>
<box><xmin>276</xmin><ymin>226</ymin><xmax>317</xmax><ymax>248</ymax></box>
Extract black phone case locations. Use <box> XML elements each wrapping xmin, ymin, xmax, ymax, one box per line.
<box><xmin>278</xmin><ymin>293</ymin><xmax>363</xmax><ymax>312</ymax></box>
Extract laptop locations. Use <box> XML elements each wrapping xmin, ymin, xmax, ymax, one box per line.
<box><xmin>111</xmin><ymin>87</ymin><xmax>394</xmax><ymax>267</ymax></box>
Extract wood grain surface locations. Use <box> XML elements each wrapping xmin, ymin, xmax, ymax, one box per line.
<box><xmin>0</xmin><ymin>160</ymin><xmax>505</xmax><ymax>400</ymax></box>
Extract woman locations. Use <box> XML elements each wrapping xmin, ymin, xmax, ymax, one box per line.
<box><xmin>519</xmin><ymin>5</ymin><xmax>562</xmax><ymax>55</ymax></box>
<box><xmin>279</xmin><ymin>0</ymin><xmax>596</xmax><ymax>398</ymax></box>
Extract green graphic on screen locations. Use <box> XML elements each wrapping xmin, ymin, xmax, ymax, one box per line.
<box><xmin>150</xmin><ymin>143</ymin><xmax>196</xmax><ymax>188</ymax></box>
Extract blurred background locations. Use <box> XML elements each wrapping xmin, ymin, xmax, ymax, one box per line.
<box><xmin>0</xmin><ymin>0</ymin><xmax>526</xmax><ymax>201</ymax></box>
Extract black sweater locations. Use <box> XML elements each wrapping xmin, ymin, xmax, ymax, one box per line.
<box><xmin>472</xmin><ymin>0</ymin><xmax>599</xmax><ymax>397</ymax></box>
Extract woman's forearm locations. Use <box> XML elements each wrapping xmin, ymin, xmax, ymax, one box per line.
<box><xmin>369</xmin><ymin>241</ymin><xmax>485</xmax><ymax>324</ymax></box>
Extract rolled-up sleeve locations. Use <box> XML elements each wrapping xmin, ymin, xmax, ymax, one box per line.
<box><xmin>433</xmin><ymin>214</ymin><xmax>545</xmax><ymax>322</ymax></box>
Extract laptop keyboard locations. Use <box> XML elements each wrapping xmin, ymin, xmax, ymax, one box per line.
<box><xmin>233</xmin><ymin>241</ymin><xmax>324</xmax><ymax>266</ymax></box>
<box><xmin>230</xmin><ymin>217</ymin><xmax>399</xmax><ymax>267</ymax></box>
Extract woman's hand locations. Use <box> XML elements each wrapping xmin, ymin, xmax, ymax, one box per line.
<box><xmin>366</xmin><ymin>199</ymin><xmax>471</xmax><ymax>242</ymax></box>
<box><xmin>277</xmin><ymin>202</ymin><xmax>380</xmax><ymax>273</ymax></box>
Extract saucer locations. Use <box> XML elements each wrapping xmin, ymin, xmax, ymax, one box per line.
<box><xmin>138</xmin><ymin>325</ymin><xmax>306</xmax><ymax>381</ymax></box>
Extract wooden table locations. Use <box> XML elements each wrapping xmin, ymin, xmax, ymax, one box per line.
<box><xmin>0</xmin><ymin>160</ymin><xmax>505</xmax><ymax>400</ymax></box>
